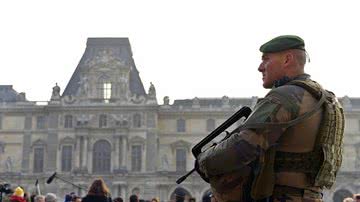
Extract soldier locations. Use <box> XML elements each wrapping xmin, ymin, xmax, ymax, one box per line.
<box><xmin>196</xmin><ymin>35</ymin><xmax>345</xmax><ymax>202</ymax></box>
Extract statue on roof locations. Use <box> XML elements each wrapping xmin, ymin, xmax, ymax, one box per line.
<box><xmin>51</xmin><ymin>83</ymin><xmax>61</xmax><ymax>100</ymax></box>
<box><xmin>163</xmin><ymin>96</ymin><xmax>170</xmax><ymax>105</ymax></box>
<box><xmin>148</xmin><ymin>82</ymin><xmax>156</xmax><ymax>99</ymax></box>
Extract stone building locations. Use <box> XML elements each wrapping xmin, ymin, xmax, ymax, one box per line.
<box><xmin>0</xmin><ymin>38</ymin><xmax>358</xmax><ymax>202</ymax></box>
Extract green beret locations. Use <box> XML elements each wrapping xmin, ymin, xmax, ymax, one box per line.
<box><xmin>259</xmin><ymin>35</ymin><xmax>305</xmax><ymax>53</ymax></box>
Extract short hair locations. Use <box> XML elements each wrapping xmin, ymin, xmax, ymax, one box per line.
<box><xmin>129</xmin><ymin>195</ymin><xmax>138</xmax><ymax>202</ymax></box>
<box><xmin>45</xmin><ymin>193</ymin><xmax>57</xmax><ymax>202</ymax></box>
<box><xmin>34</xmin><ymin>195</ymin><xmax>45</xmax><ymax>202</ymax></box>
<box><xmin>291</xmin><ymin>49</ymin><xmax>307</xmax><ymax>67</ymax></box>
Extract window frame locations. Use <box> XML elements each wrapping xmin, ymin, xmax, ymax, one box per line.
<box><xmin>99</xmin><ymin>114</ymin><xmax>107</xmax><ymax>128</ymax></box>
<box><xmin>61</xmin><ymin>145</ymin><xmax>73</xmax><ymax>172</ymax></box>
<box><xmin>33</xmin><ymin>147</ymin><xmax>45</xmax><ymax>173</ymax></box>
<box><xmin>36</xmin><ymin>116</ymin><xmax>46</xmax><ymax>129</ymax></box>
<box><xmin>177</xmin><ymin>118</ymin><xmax>186</xmax><ymax>132</ymax></box>
<box><xmin>175</xmin><ymin>148</ymin><xmax>187</xmax><ymax>172</ymax></box>
<box><xmin>131</xmin><ymin>144</ymin><xmax>142</xmax><ymax>172</ymax></box>
<box><xmin>64</xmin><ymin>115</ymin><xmax>73</xmax><ymax>128</ymax></box>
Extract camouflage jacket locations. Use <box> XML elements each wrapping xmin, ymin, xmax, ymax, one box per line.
<box><xmin>197</xmin><ymin>74</ymin><xmax>322</xmax><ymax>179</ymax></box>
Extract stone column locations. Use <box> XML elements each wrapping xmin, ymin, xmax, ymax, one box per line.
<box><xmin>112</xmin><ymin>185</ymin><xmax>119</xmax><ymax>198</ymax></box>
<box><xmin>121</xmin><ymin>136</ymin><xmax>128</xmax><ymax>168</ymax></box>
<box><xmin>87</xmin><ymin>137</ymin><xmax>92</xmax><ymax>173</ymax></box>
<box><xmin>79</xmin><ymin>136</ymin><xmax>83</xmax><ymax>169</ymax></box>
<box><xmin>113</xmin><ymin>136</ymin><xmax>120</xmax><ymax>170</ymax></box>
<box><xmin>81</xmin><ymin>137</ymin><xmax>88</xmax><ymax>168</ymax></box>
<box><xmin>75</xmin><ymin>136</ymin><xmax>81</xmax><ymax>169</ymax></box>
<box><xmin>159</xmin><ymin>185</ymin><xmax>168</xmax><ymax>202</ymax></box>
<box><xmin>121</xmin><ymin>185</ymin><xmax>127</xmax><ymax>200</ymax></box>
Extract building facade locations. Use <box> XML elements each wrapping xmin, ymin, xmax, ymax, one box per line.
<box><xmin>0</xmin><ymin>38</ymin><xmax>358</xmax><ymax>202</ymax></box>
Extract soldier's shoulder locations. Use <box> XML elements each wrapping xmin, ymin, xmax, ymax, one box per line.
<box><xmin>268</xmin><ymin>85</ymin><xmax>306</xmax><ymax>98</ymax></box>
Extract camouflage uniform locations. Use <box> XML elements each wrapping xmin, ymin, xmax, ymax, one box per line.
<box><xmin>198</xmin><ymin>74</ymin><xmax>330</xmax><ymax>202</ymax></box>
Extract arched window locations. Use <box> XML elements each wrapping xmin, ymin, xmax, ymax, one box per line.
<box><xmin>61</xmin><ymin>145</ymin><xmax>72</xmax><ymax>172</ymax></box>
<box><xmin>177</xmin><ymin>119</ymin><xmax>186</xmax><ymax>132</ymax></box>
<box><xmin>133</xmin><ymin>113</ymin><xmax>141</xmax><ymax>128</ymax></box>
<box><xmin>99</xmin><ymin>114</ymin><xmax>107</xmax><ymax>128</ymax></box>
<box><xmin>64</xmin><ymin>115</ymin><xmax>73</xmax><ymax>128</ymax></box>
<box><xmin>176</xmin><ymin>148</ymin><xmax>187</xmax><ymax>172</ymax></box>
<box><xmin>206</xmin><ymin>119</ymin><xmax>215</xmax><ymax>132</ymax></box>
<box><xmin>93</xmin><ymin>140</ymin><xmax>111</xmax><ymax>173</ymax></box>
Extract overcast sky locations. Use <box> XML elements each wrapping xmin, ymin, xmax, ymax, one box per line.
<box><xmin>0</xmin><ymin>0</ymin><xmax>358</xmax><ymax>103</ymax></box>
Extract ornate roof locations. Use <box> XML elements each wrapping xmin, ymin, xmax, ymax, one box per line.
<box><xmin>62</xmin><ymin>38</ymin><xmax>146</xmax><ymax>97</ymax></box>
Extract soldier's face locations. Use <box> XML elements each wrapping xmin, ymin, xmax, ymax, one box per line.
<box><xmin>258</xmin><ymin>53</ymin><xmax>285</xmax><ymax>89</ymax></box>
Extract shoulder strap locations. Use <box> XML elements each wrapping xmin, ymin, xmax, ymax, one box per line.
<box><xmin>242</xmin><ymin>80</ymin><xmax>326</xmax><ymax>130</ymax></box>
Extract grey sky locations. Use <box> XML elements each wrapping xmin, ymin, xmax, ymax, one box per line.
<box><xmin>0</xmin><ymin>0</ymin><xmax>358</xmax><ymax>103</ymax></box>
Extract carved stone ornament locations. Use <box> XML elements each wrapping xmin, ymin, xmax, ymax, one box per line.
<box><xmin>76</xmin><ymin>114</ymin><xmax>93</xmax><ymax>126</ymax></box>
<box><xmin>130</xmin><ymin>94</ymin><xmax>146</xmax><ymax>104</ymax></box>
<box><xmin>160</xmin><ymin>154</ymin><xmax>169</xmax><ymax>171</ymax></box>
<box><xmin>112</xmin><ymin>114</ymin><xmax>130</xmax><ymax>127</ymax></box>
<box><xmin>5</xmin><ymin>156</ymin><xmax>13</xmax><ymax>172</ymax></box>
<box><xmin>163</xmin><ymin>96</ymin><xmax>170</xmax><ymax>105</ymax></box>
<box><xmin>85</xmin><ymin>48</ymin><xmax>126</xmax><ymax>70</ymax></box>
<box><xmin>222</xmin><ymin>95</ymin><xmax>230</xmax><ymax>107</ymax></box>
<box><xmin>192</xmin><ymin>97</ymin><xmax>200</xmax><ymax>108</ymax></box>
<box><xmin>77</xmin><ymin>76</ymin><xmax>89</xmax><ymax>96</ymax></box>
<box><xmin>63</xmin><ymin>95</ymin><xmax>77</xmax><ymax>104</ymax></box>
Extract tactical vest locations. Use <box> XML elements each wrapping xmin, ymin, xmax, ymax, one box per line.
<box><xmin>276</xmin><ymin>79</ymin><xmax>345</xmax><ymax>189</ymax></box>
<box><xmin>248</xmin><ymin>79</ymin><xmax>345</xmax><ymax>200</ymax></box>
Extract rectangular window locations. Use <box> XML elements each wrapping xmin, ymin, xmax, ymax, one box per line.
<box><xmin>64</xmin><ymin>115</ymin><xmax>73</xmax><ymax>128</ymax></box>
<box><xmin>61</xmin><ymin>145</ymin><xmax>72</xmax><ymax>172</ymax></box>
<box><xmin>103</xmin><ymin>82</ymin><xmax>112</xmax><ymax>103</ymax></box>
<box><xmin>0</xmin><ymin>113</ymin><xmax>2</xmax><ymax>130</ymax></box>
<box><xmin>34</xmin><ymin>148</ymin><xmax>44</xmax><ymax>173</ymax></box>
<box><xmin>176</xmin><ymin>149</ymin><xmax>187</xmax><ymax>172</ymax></box>
<box><xmin>131</xmin><ymin>145</ymin><xmax>142</xmax><ymax>172</ymax></box>
<box><xmin>177</xmin><ymin>119</ymin><xmax>186</xmax><ymax>132</ymax></box>
<box><xmin>36</xmin><ymin>116</ymin><xmax>45</xmax><ymax>129</ymax></box>
<box><xmin>99</xmin><ymin>114</ymin><xmax>107</xmax><ymax>128</ymax></box>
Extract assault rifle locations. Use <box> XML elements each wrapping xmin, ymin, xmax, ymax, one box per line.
<box><xmin>176</xmin><ymin>106</ymin><xmax>252</xmax><ymax>184</ymax></box>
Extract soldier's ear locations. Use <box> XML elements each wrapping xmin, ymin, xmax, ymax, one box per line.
<box><xmin>283</xmin><ymin>52</ymin><xmax>294</xmax><ymax>67</ymax></box>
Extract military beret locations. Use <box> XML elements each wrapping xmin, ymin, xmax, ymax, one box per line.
<box><xmin>259</xmin><ymin>35</ymin><xmax>305</xmax><ymax>53</ymax></box>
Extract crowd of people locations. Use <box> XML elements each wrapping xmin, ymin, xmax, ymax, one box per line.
<box><xmin>0</xmin><ymin>178</ymin><xmax>214</xmax><ymax>202</ymax></box>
